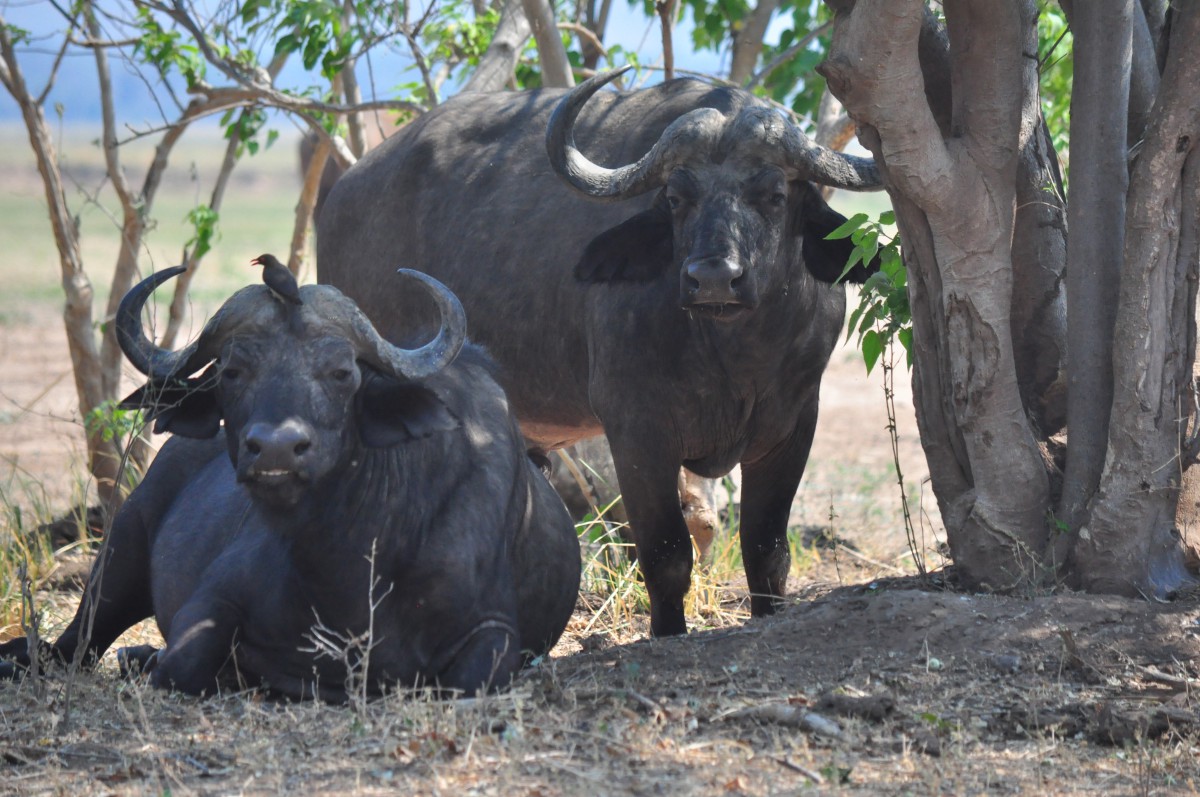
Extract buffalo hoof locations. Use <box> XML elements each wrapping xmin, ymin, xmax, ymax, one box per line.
<box><xmin>117</xmin><ymin>645</ymin><xmax>160</xmax><ymax>679</ymax></box>
<box><xmin>0</xmin><ymin>638</ymin><xmax>31</xmax><ymax>679</ymax></box>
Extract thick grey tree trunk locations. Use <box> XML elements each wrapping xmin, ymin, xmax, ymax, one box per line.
<box><xmin>1058</xmin><ymin>0</ymin><xmax>1131</xmax><ymax>536</ymax></box>
<box><xmin>822</xmin><ymin>0</ymin><xmax>1051</xmax><ymax>591</ymax></box>
<box><xmin>1074</xmin><ymin>4</ymin><xmax>1200</xmax><ymax>596</ymax></box>
<box><xmin>821</xmin><ymin>0</ymin><xmax>1197</xmax><ymax>595</ymax></box>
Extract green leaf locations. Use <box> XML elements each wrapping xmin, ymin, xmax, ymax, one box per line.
<box><xmin>835</xmin><ymin>247</ymin><xmax>864</xmax><ymax>282</ymax></box>
<box><xmin>825</xmin><ymin>212</ymin><xmax>869</xmax><ymax>240</ymax></box>
<box><xmin>878</xmin><ymin>210</ymin><xmax>896</xmax><ymax>225</ymax></box>
<box><xmin>862</xmin><ymin>329</ymin><xmax>883</xmax><ymax>374</ymax></box>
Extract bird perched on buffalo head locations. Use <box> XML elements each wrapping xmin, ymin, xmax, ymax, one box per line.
<box><xmin>251</xmin><ymin>253</ymin><xmax>303</xmax><ymax>305</ymax></box>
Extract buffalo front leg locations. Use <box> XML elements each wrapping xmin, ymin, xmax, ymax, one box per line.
<box><xmin>738</xmin><ymin>410</ymin><xmax>819</xmax><ymax>617</ymax></box>
<box><xmin>610</xmin><ymin>446</ymin><xmax>694</xmax><ymax>637</ymax></box>
<box><xmin>151</xmin><ymin>599</ymin><xmax>241</xmax><ymax>696</ymax></box>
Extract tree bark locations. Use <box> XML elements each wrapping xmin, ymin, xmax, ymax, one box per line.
<box><xmin>463</xmin><ymin>0</ymin><xmax>533</xmax><ymax>92</ymax></box>
<box><xmin>580</xmin><ymin>0</ymin><xmax>613</xmax><ymax>69</ymax></box>
<box><xmin>1058</xmin><ymin>0</ymin><xmax>1132</xmax><ymax>536</ymax></box>
<box><xmin>729</xmin><ymin>0</ymin><xmax>783</xmax><ymax>86</ymax></box>
<box><xmin>823</xmin><ymin>0</ymin><xmax>1052</xmax><ymax>590</ymax></box>
<box><xmin>288</xmin><ymin>135</ymin><xmax>331</xmax><ymax>277</ymax></box>
<box><xmin>1076</xmin><ymin>3</ymin><xmax>1200</xmax><ymax>596</ymax></box>
<box><xmin>522</xmin><ymin>0</ymin><xmax>574</xmax><ymax>87</ymax></box>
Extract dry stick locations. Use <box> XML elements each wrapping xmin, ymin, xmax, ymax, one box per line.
<box><xmin>774</xmin><ymin>756</ymin><xmax>826</xmax><ymax>785</ymax></box>
<box><xmin>17</xmin><ymin>563</ymin><xmax>43</xmax><ymax>700</ymax></box>
<box><xmin>715</xmin><ymin>703</ymin><xmax>843</xmax><ymax>738</ymax></box>
<box><xmin>834</xmin><ymin>543</ymin><xmax>905</xmax><ymax>574</ymax></box>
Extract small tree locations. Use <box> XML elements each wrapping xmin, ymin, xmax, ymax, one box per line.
<box><xmin>0</xmin><ymin>0</ymin><xmax>481</xmax><ymax>512</ymax></box>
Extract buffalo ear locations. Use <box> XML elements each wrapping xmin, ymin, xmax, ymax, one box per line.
<box><xmin>120</xmin><ymin>367</ymin><xmax>222</xmax><ymax>439</ymax></box>
<box><xmin>356</xmin><ymin>373</ymin><xmax>460</xmax><ymax>448</ymax></box>
<box><xmin>794</xmin><ymin>182</ymin><xmax>878</xmax><ymax>284</ymax></box>
<box><xmin>575</xmin><ymin>200</ymin><xmax>674</xmax><ymax>283</ymax></box>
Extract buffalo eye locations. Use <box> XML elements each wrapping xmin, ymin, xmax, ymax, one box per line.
<box><xmin>221</xmin><ymin>367</ymin><xmax>241</xmax><ymax>382</ymax></box>
<box><xmin>330</xmin><ymin>368</ymin><xmax>353</xmax><ymax>383</ymax></box>
<box><xmin>769</xmin><ymin>192</ymin><xmax>787</xmax><ymax>208</ymax></box>
<box><xmin>666</xmin><ymin>194</ymin><xmax>683</xmax><ymax>211</ymax></box>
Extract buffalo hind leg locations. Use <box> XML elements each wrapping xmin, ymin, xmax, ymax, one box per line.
<box><xmin>738</xmin><ymin>410</ymin><xmax>819</xmax><ymax>617</ymax></box>
<box><xmin>610</xmin><ymin>449</ymin><xmax>694</xmax><ymax>637</ymax></box>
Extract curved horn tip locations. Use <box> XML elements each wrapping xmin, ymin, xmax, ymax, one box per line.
<box><xmin>396</xmin><ymin>267</ymin><xmax>460</xmax><ymax>300</ymax></box>
<box><xmin>154</xmin><ymin>264</ymin><xmax>189</xmax><ymax>282</ymax></box>
<box><xmin>584</xmin><ymin>65</ymin><xmax>634</xmax><ymax>90</ymax></box>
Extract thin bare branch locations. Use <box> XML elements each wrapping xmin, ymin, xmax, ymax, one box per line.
<box><xmin>559</xmin><ymin>21</ymin><xmax>606</xmax><ymax>60</ymax></box>
<box><xmin>656</xmin><ymin>0</ymin><xmax>677</xmax><ymax>81</ymax></box>
<box><xmin>35</xmin><ymin>21</ymin><xmax>76</xmax><ymax>105</ymax></box>
<box><xmin>746</xmin><ymin>21</ymin><xmax>831</xmax><ymax>89</ymax></box>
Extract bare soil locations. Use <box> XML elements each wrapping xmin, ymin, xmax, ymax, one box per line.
<box><xmin>2</xmin><ymin>295</ymin><xmax>1200</xmax><ymax>796</ymax></box>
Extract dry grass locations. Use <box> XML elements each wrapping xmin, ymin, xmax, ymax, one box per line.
<box><xmin>3</xmin><ymin>560</ymin><xmax>1199</xmax><ymax>796</ymax></box>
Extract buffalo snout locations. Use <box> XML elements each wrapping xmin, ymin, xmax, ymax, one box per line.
<box><xmin>241</xmin><ymin>419</ymin><xmax>315</xmax><ymax>481</ymax></box>
<box><xmin>681</xmin><ymin>256</ymin><xmax>754</xmax><ymax>319</ymax></box>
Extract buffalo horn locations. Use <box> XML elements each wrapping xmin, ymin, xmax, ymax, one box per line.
<box><xmin>343</xmin><ymin>268</ymin><xmax>467</xmax><ymax>381</ymax></box>
<box><xmin>546</xmin><ymin>67</ymin><xmax>727</xmax><ymax>200</ymax></box>
<box><xmin>547</xmin><ymin>69</ymin><xmax>882</xmax><ymax>197</ymax></box>
<box><xmin>116</xmin><ymin>266</ymin><xmax>241</xmax><ymax>382</ymax></box>
<box><xmin>767</xmin><ymin>113</ymin><xmax>881</xmax><ymax>190</ymax></box>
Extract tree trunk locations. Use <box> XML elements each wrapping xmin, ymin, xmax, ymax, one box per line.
<box><xmin>822</xmin><ymin>0</ymin><xmax>1052</xmax><ymax>591</ymax></box>
<box><xmin>729</xmin><ymin>0</ymin><xmax>783</xmax><ymax>85</ymax></box>
<box><xmin>463</xmin><ymin>0</ymin><xmax>533</xmax><ymax>92</ymax></box>
<box><xmin>0</xmin><ymin>15</ymin><xmax>122</xmax><ymax>508</ymax></box>
<box><xmin>1057</xmin><ymin>0</ymin><xmax>1131</xmax><ymax>536</ymax></box>
<box><xmin>522</xmin><ymin>0</ymin><xmax>574</xmax><ymax>87</ymax></box>
<box><xmin>1074</xmin><ymin>4</ymin><xmax>1200</xmax><ymax>596</ymax></box>
<box><xmin>580</xmin><ymin>0</ymin><xmax>613</xmax><ymax>70</ymax></box>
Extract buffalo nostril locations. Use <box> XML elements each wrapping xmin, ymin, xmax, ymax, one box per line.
<box><xmin>246</xmin><ymin>439</ymin><xmax>262</xmax><ymax>455</ymax></box>
<box><xmin>294</xmin><ymin>441</ymin><xmax>311</xmax><ymax>456</ymax></box>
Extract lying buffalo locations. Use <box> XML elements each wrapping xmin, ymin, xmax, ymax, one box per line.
<box><xmin>317</xmin><ymin>69</ymin><xmax>881</xmax><ymax>637</ymax></box>
<box><xmin>0</xmin><ymin>267</ymin><xmax>580</xmax><ymax>699</ymax></box>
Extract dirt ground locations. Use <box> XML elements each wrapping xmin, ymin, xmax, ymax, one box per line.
<box><xmin>2</xmin><ymin>299</ymin><xmax>1200</xmax><ymax>795</ymax></box>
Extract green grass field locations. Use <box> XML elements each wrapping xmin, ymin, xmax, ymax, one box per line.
<box><xmin>0</xmin><ymin>123</ymin><xmax>304</xmax><ymax>321</ymax></box>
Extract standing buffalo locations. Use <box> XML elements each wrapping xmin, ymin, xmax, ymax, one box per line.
<box><xmin>317</xmin><ymin>69</ymin><xmax>881</xmax><ymax>637</ymax></box>
<box><xmin>0</xmin><ymin>267</ymin><xmax>580</xmax><ymax>699</ymax></box>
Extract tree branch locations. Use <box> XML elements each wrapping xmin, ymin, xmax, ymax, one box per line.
<box><xmin>746</xmin><ymin>21</ymin><xmax>831</xmax><ymax>89</ymax></box>
<box><xmin>656</xmin><ymin>0</ymin><xmax>677</xmax><ymax>81</ymax></box>
<box><xmin>463</xmin><ymin>0</ymin><xmax>532</xmax><ymax>92</ymax></box>
<box><xmin>729</xmin><ymin>0</ymin><xmax>782</xmax><ymax>86</ymax></box>
<box><xmin>522</xmin><ymin>0</ymin><xmax>575</xmax><ymax>87</ymax></box>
